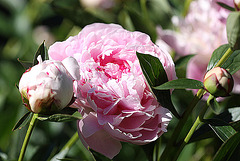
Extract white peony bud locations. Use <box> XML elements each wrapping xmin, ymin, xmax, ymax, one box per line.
<box><xmin>19</xmin><ymin>56</ymin><xmax>80</xmax><ymax>113</ymax></box>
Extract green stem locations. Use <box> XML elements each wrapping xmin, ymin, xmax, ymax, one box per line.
<box><xmin>159</xmin><ymin>46</ymin><xmax>234</xmax><ymax>161</ymax></box>
<box><xmin>215</xmin><ymin>47</ymin><xmax>233</xmax><ymax>67</ymax></box>
<box><xmin>61</xmin><ymin>132</ymin><xmax>79</xmax><ymax>152</ymax></box>
<box><xmin>18</xmin><ymin>113</ymin><xmax>38</xmax><ymax>161</ymax></box>
<box><xmin>49</xmin><ymin>132</ymin><xmax>79</xmax><ymax>161</ymax></box>
<box><xmin>172</xmin><ymin>95</ymin><xmax>214</xmax><ymax>161</ymax></box>
<box><xmin>140</xmin><ymin>0</ymin><xmax>148</xmax><ymax>19</ymax></box>
<box><xmin>184</xmin><ymin>95</ymin><xmax>214</xmax><ymax>143</ymax></box>
<box><xmin>159</xmin><ymin>89</ymin><xmax>205</xmax><ymax>161</ymax></box>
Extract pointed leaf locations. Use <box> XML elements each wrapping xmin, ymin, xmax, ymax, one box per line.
<box><xmin>213</xmin><ymin>132</ymin><xmax>240</xmax><ymax>161</ymax></box>
<box><xmin>137</xmin><ymin>53</ymin><xmax>180</xmax><ymax>118</ymax></box>
<box><xmin>217</xmin><ymin>2</ymin><xmax>235</xmax><ymax>11</ymax></box>
<box><xmin>228</xmin><ymin>107</ymin><xmax>240</xmax><ymax>121</ymax></box>
<box><xmin>51</xmin><ymin>0</ymin><xmax>111</xmax><ymax>28</ymax></box>
<box><xmin>207</xmin><ymin>44</ymin><xmax>229</xmax><ymax>71</ymax></box>
<box><xmin>37</xmin><ymin>112</ymin><xmax>82</xmax><ymax>122</ymax></box>
<box><xmin>207</xmin><ymin>44</ymin><xmax>240</xmax><ymax>74</ymax></box>
<box><xmin>206</xmin><ymin>119</ymin><xmax>236</xmax><ymax>142</ymax></box>
<box><xmin>225</xmin><ymin>49</ymin><xmax>240</xmax><ymax>74</ymax></box>
<box><xmin>190</xmin><ymin>110</ymin><xmax>234</xmax><ymax>143</ymax></box>
<box><xmin>33</xmin><ymin>41</ymin><xmax>46</xmax><ymax>65</ymax></box>
<box><xmin>126</xmin><ymin>6</ymin><xmax>157</xmax><ymax>42</ymax></box>
<box><xmin>175</xmin><ymin>55</ymin><xmax>195</xmax><ymax>78</ymax></box>
<box><xmin>230</xmin><ymin>120</ymin><xmax>240</xmax><ymax>131</ymax></box>
<box><xmin>154</xmin><ymin>78</ymin><xmax>203</xmax><ymax>90</ymax></box>
<box><xmin>12</xmin><ymin>112</ymin><xmax>32</xmax><ymax>131</ymax></box>
<box><xmin>227</xmin><ymin>12</ymin><xmax>240</xmax><ymax>50</ymax></box>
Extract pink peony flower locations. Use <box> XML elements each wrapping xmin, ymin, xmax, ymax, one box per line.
<box><xmin>48</xmin><ymin>23</ymin><xmax>176</xmax><ymax>159</ymax></box>
<box><xmin>80</xmin><ymin>0</ymin><xmax>114</xmax><ymax>9</ymax></box>
<box><xmin>19</xmin><ymin>56</ymin><xmax>80</xmax><ymax>113</ymax></box>
<box><xmin>157</xmin><ymin>0</ymin><xmax>240</xmax><ymax>97</ymax></box>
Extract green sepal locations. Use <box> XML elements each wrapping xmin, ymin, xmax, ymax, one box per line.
<box><xmin>12</xmin><ymin>112</ymin><xmax>33</xmax><ymax>131</ymax></box>
<box><xmin>33</xmin><ymin>41</ymin><xmax>47</xmax><ymax>65</ymax></box>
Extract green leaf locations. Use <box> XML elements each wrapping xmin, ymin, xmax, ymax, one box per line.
<box><xmin>118</xmin><ymin>10</ymin><xmax>135</xmax><ymax>31</ymax></box>
<box><xmin>224</xmin><ymin>50</ymin><xmax>240</xmax><ymax>75</ymax></box>
<box><xmin>12</xmin><ymin>112</ymin><xmax>32</xmax><ymax>131</ymax></box>
<box><xmin>136</xmin><ymin>53</ymin><xmax>180</xmax><ymax>118</ymax></box>
<box><xmin>227</xmin><ymin>12</ymin><xmax>240</xmax><ymax>50</ymax></box>
<box><xmin>171</xmin><ymin>89</ymin><xmax>194</xmax><ymax>114</ymax></box>
<box><xmin>51</xmin><ymin>0</ymin><xmax>111</xmax><ymax>28</ymax></box>
<box><xmin>230</xmin><ymin>120</ymin><xmax>240</xmax><ymax>131</ymax></box>
<box><xmin>213</xmin><ymin>132</ymin><xmax>240</xmax><ymax>161</ymax></box>
<box><xmin>126</xmin><ymin>6</ymin><xmax>157</xmax><ymax>42</ymax></box>
<box><xmin>37</xmin><ymin>112</ymin><xmax>82</xmax><ymax>122</ymax></box>
<box><xmin>189</xmin><ymin>109</ymin><xmax>235</xmax><ymax>143</ymax></box>
<box><xmin>206</xmin><ymin>119</ymin><xmax>236</xmax><ymax>142</ymax></box>
<box><xmin>217</xmin><ymin>2</ymin><xmax>235</xmax><ymax>11</ymax></box>
<box><xmin>154</xmin><ymin>78</ymin><xmax>203</xmax><ymax>90</ymax></box>
<box><xmin>207</xmin><ymin>44</ymin><xmax>240</xmax><ymax>75</ymax></box>
<box><xmin>207</xmin><ymin>44</ymin><xmax>229</xmax><ymax>71</ymax></box>
<box><xmin>228</xmin><ymin>107</ymin><xmax>240</xmax><ymax>121</ymax></box>
<box><xmin>33</xmin><ymin>41</ymin><xmax>47</xmax><ymax>65</ymax></box>
<box><xmin>175</xmin><ymin>55</ymin><xmax>195</xmax><ymax>78</ymax></box>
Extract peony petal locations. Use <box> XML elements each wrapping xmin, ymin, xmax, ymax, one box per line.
<box><xmin>78</xmin><ymin>112</ymin><xmax>102</xmax><ymax>138</ymax></box>
<box><xmin>62</xmin><ymin>56</ymin><xmax>80</xmax><ymax>80</ymax></box>
<box><xmin>77</xmin><ymin>122</ymin><xmax>122</xmax><ymax>159</ymax></box>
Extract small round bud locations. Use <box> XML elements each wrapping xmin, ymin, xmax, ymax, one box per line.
<box><xmin>19</xmin><ymin>56</ymin><xmax>80</xmax><ymax>114</ymax></box>
<box><xmin>203</xmin><ymin>67</ymin><xmax>234</xmax><ymax>97</ymax></box>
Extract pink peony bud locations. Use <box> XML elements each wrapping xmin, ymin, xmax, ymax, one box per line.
<box><xmin>203</xmin><ymin>67</ymin><xmax>234</xmax><ymax>97</ymax></box>
<box><xmin>19</xmin><ymin>56</ymin><xmax>80</xmax><ymax>113</ymax></box>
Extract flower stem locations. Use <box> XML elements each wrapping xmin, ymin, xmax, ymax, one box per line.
<box><xmin>172</xmin><ymin>95</ymin><xmax>214</xmax><ymax>161</ymax></box>
<box><xmin>49</xmin><ymin>132</ymin><xmax>79</xmax><ymax>161</ymax></box>
<box><xmin>18</xmin><ymin>113</ymin><xmax>38</xmax><ymax>161</ymax></box>
<box><xmin>140</xmin><ymin>0</ymin><xmax>148</xmax><ymax>19</ymax></box>
<box><xmin>159</xmin><ymin>89</ymin><xmax>205</xmax><ymax>161</ymax></box>
<box><xmin>184</xmin><ymin>95</ymin><xmax>214</xmax><ymax>143</ymax></box>
<box><xmin>159</xmin><ymin>46</ymin><xmax>234</xmax><ymax>161</ymax></box>
<box><xmin>61</xmin><ymin>132</ymin><xmax>79</xmax><ymax>152</ymax></box>
<box><xmin>215</xmin><ymin>47</ymin><xmax>233</xmax><ymax>67</ymax></box>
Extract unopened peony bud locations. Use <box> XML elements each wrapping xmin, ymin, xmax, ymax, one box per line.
<box><xmin>19</xmin><ymin>56</ymin><xmax>80</xmax><ymax>113</ymax></box>
<box><xmin>203</xmin><ymin>67</ymin><xmax>234</xmax><ymax>97</ymax></box>
<box><xmin>235</xmin><ymin>0</ymin><xmax>240</xmax><ymax>10</ymax></box>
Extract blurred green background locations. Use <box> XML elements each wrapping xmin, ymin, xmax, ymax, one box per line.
<box><xmin>0</xmin><ymin>0</ymin><xmax>221</xmax><ymax>160</ymax></box>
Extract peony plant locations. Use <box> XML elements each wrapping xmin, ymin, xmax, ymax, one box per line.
<box><xmin>13</xmin><ymin>1</ymin><xmax>240</xmax><ymax>160</ymax></box>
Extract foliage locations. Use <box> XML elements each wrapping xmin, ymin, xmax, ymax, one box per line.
<box><xmin>1</xmin><ymin>0</ymin><xmax>240</xmax><ymax>161</ymax></box>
